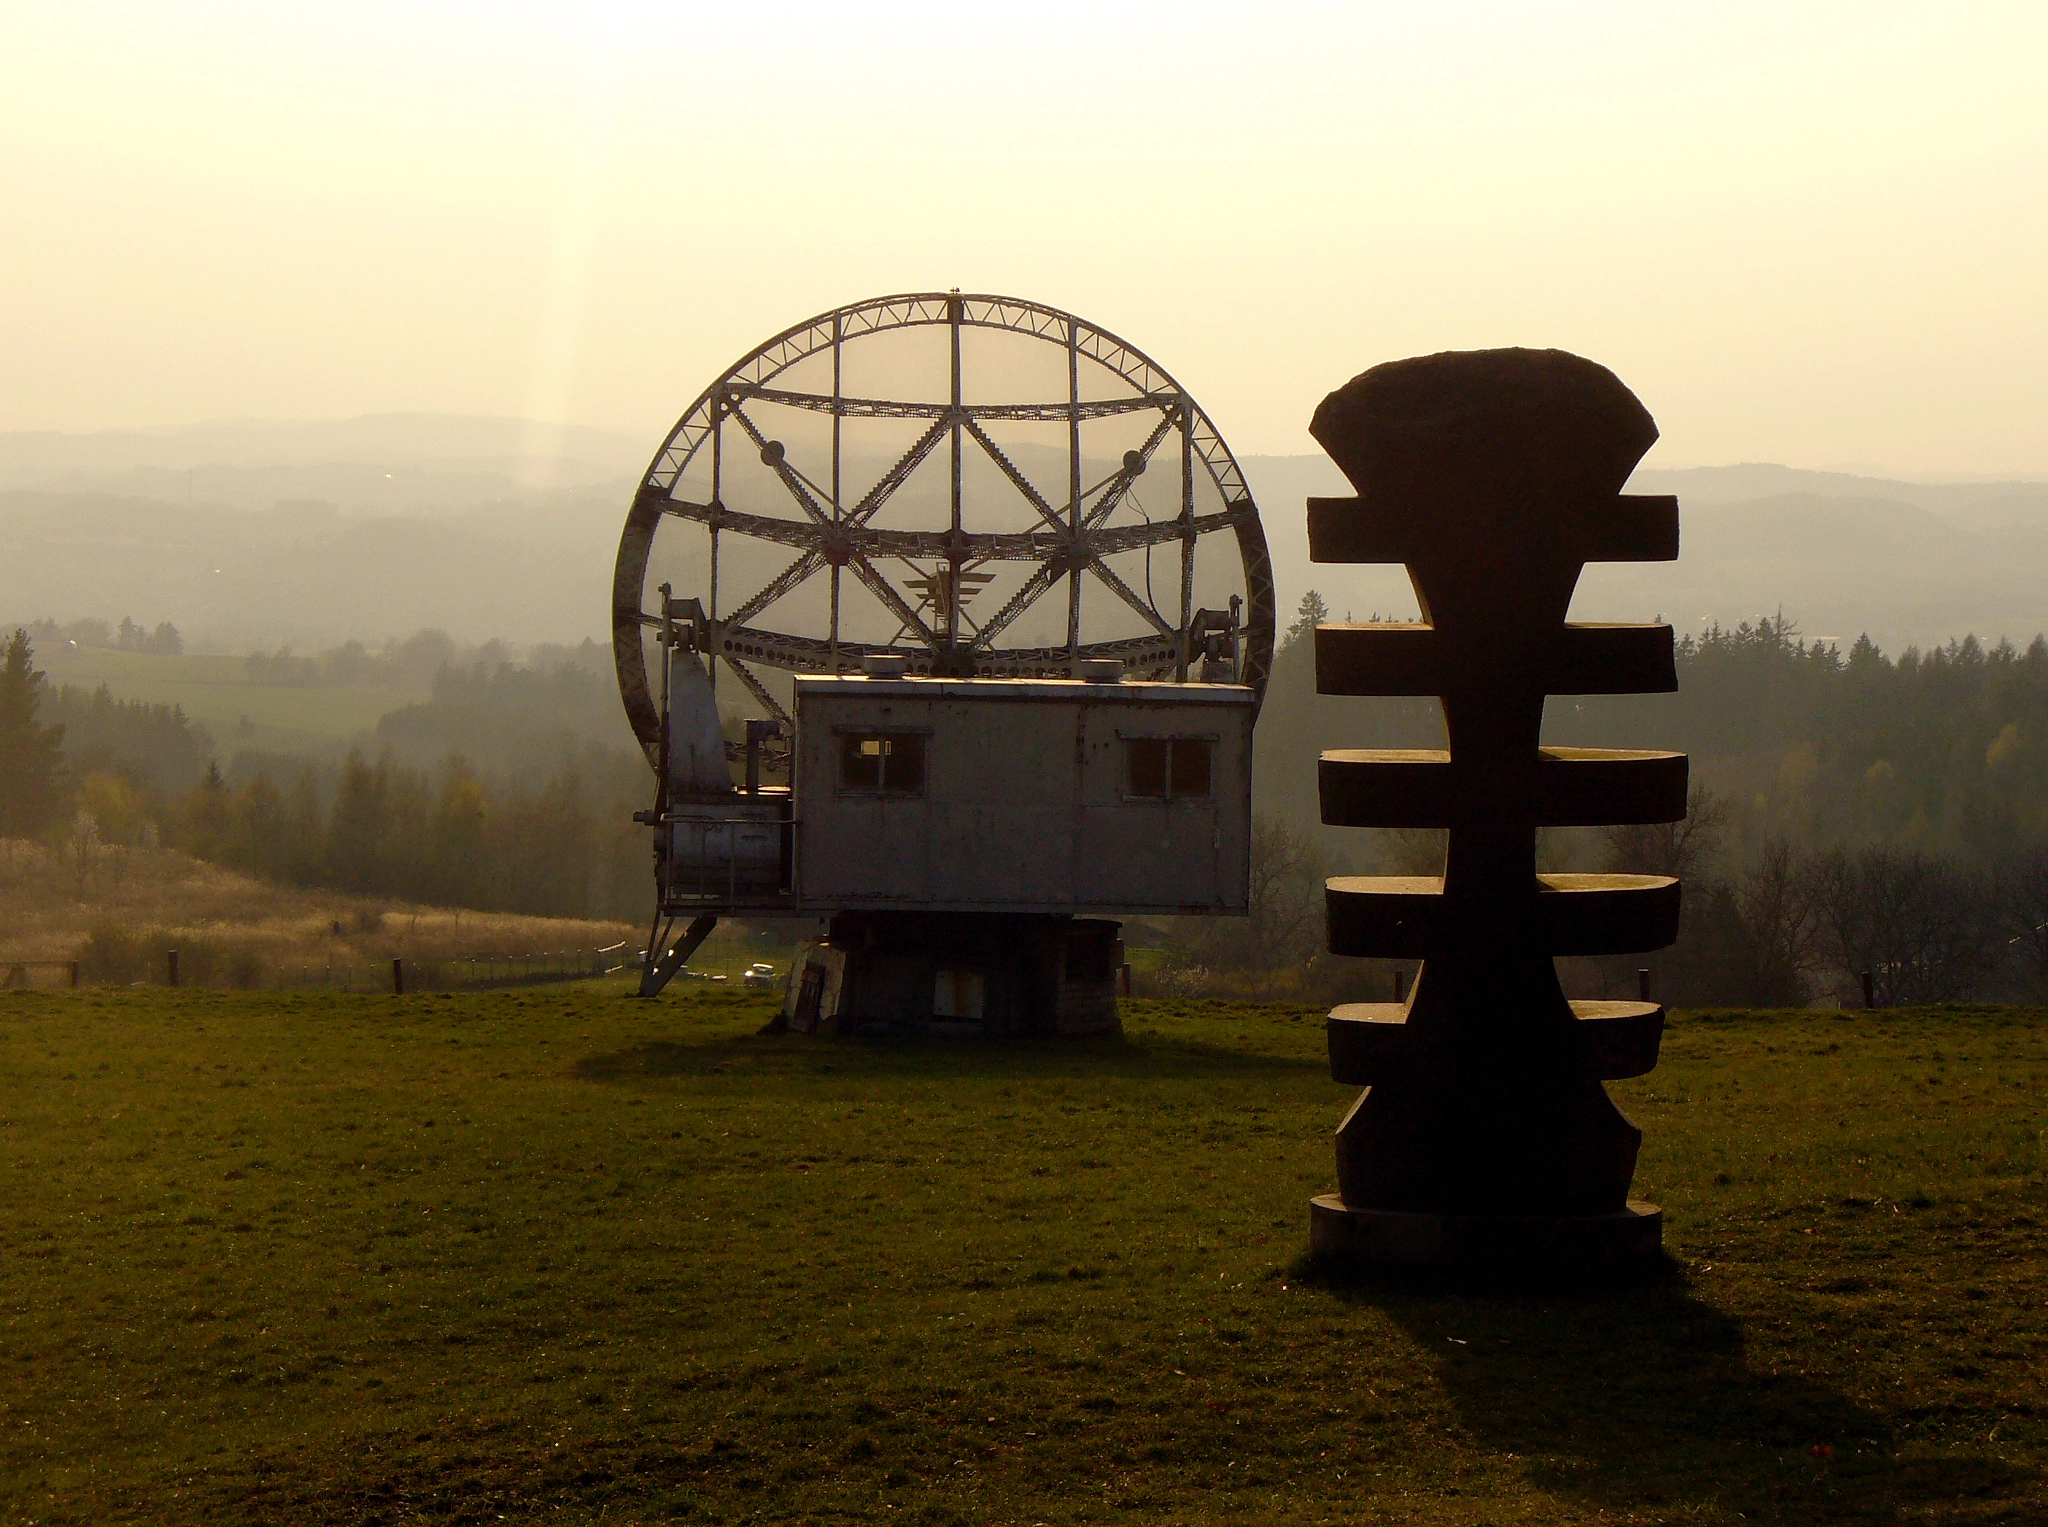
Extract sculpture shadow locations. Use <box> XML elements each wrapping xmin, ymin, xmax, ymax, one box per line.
<box><xmin>1301</xmin><ymin>1260</ymin><xmax>2038</xmax><ymax>1523</ymax></box>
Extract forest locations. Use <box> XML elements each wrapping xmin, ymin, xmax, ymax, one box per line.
<box><xmin>1</xmin><ymin>626</ymin><xmax>654</xmax><ymax>925</ymax></box>
<box><xmin>1222</xmin><ymin>597</ymin><xmax>2048</xmax><ymax>1008</ymax></box>
<box><xmin>7</xmin><ymin>601</ymin><xmax>2048</xmax><ymax>1005</ymax></box>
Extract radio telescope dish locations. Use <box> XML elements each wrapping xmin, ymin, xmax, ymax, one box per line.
<box><xmin>612</xmin><ymin>291</ymin><xmax>1276</xmax><ymax>769</ymax></box>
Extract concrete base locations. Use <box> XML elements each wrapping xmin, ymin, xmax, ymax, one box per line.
<box><xmin>1309</xmin><ymin>1194</ymin><xmax>1661</xmax><ymax>1278</ymax></box>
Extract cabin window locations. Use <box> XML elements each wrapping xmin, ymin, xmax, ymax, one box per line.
<box><xmin>838</xmin><ymin>731</ymin><xmax>926</xmax><ymax>795</ymax></box>
<box><xmin>1124</xmin><ymin>737</ymin><xmax>1213</xmax><ymax>800</ymax></box>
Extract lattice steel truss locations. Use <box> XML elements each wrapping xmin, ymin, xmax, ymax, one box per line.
<box><xmin>612</xmin><ymin>291</ymin><xmax>1277</xmax><ymax>769</ymax></box>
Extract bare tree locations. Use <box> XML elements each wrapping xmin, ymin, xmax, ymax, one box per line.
<box><xmin>67</xmin><ymin>808</ymin><xmax>101</xmax><ymax>899</ymax></box>
<box><xmin>1808</xmin><ymin>845</ymin><xmax>1998</xmax><ymax>1005</ymax></box>
<box><xmin>1604</xmin><ymin>783</ymin><xmax>1729</xmax><ymax>880</ymax></box>
<box><xmin>1174</xmin><ymin>815</ymin><xmax>1331</xmax><ymax>994</ymax></box>
<box><xmin>1994</xmin><ymin>847</ymin><xmax>2048</xmax><ymax>998</ymax></box>
<box><xmin>1377</xmin><ymin>827</ymin><xmax>1446</xmax><ymax>877</ymax></box>
<box><xmin>1728</xmin><ymin>837</ymin><xmax>1823</xmax><ymax>1006</ymax></box>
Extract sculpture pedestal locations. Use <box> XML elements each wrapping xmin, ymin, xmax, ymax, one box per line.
<box><xmin>1309</xmin><ymin>1194</ymin><xmax>1661</xmax><ymax>1277</ymax></box>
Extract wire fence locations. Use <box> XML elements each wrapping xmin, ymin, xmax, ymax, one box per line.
<box><xmin>281</xmin><ymin>945</ymin><xmax>635</xmax><ymax>993</ymax></box>
<box><xmin>2</xmin><ymin>960</ymin><xmax>81</xmax><ymax>991</ymax></box>
<box><xmin>5</xmin><ymin>937</ymin><xmax>805</xmax><ymax>995</ymax></box>
<box><xmin>2</xmin><ymin>943</ymin><xmax>637</xmax><ymax>994</ymax></box>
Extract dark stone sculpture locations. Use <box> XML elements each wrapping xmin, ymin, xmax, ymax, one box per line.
<box><xmin>1305</xmin><ymin>348</ymin><xmax>1685</xmax><ymax>1276</ymax></box>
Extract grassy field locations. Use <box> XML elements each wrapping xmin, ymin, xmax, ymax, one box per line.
<box><xmin>0</xmin><ymin>839</ymin><xmax>637</xmax><ymax>983</ymax></box>
<box><xmin>35</xmin><ymin>647</ymin><xmax>414</xmax><ymax>753</ymax></box>
<box><xmin>1</xmin><ymin>988</ymin><xmax>2042</xmax><ymax>1526</ymax></box>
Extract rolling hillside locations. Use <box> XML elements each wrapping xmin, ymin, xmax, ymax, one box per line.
<box><xmin>5</xmin><ymin>415</ymin><xmax>2046</xmax><ymax>657</ymax></box>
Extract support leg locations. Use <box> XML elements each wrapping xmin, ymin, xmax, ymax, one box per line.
<box><xmin>639</xmin><ymin>913</ymin><xmax>719</xmax><ymax>998</ymax></box>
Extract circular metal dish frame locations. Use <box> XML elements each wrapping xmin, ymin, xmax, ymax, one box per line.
<box><xmin>613</xmin><ymin>291</ymin><xmax>1276</xmax><ymax>770</ymax></box>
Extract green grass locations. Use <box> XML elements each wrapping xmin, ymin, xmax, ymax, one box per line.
<box><xmin>2</xmin><ymin>988</ymin><xmax>2043</xmax><ymax>1525</ymax></box>
<box><xmin>38</xmin><ymin>647</ymin><xmax>414</xmax><ymax>752</ymax></box>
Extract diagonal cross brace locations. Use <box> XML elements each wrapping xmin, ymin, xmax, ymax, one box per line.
<box><xmin>721</xmin><ymin>654</ymin><xmax>792</xmax><ymax>728</ymax></box>
<box><xmin>639</xmin><ymin>913</ymin><xmax>719</xmax><ymax>997</ymax></box>
<box><xmin>723</xmin><ymin>550</ymin><xmax>825</xmax><ymax>631</ymax></box>
<box><xmin>964</xmin><ymin>418</ymin><xmax>1070</xmax><ymax>536</ymax></box>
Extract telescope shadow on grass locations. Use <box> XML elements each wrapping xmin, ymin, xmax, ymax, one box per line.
<box><xmin>1304</xmin><ymin>1260</ymin><xmax>2039</xmax><ymax>1524</ymax></box>
<box><xmin>573</xmin><ymin>1031</ymin><xmax>1324</xmax><ymax>1085</ymax></box>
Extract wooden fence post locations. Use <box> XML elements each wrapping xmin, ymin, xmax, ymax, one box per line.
<box><xmin>392</xmin><ymin>957</ymin><xmax>405</xmax><ymax>996</ymax></box>
<box><xmin>167</xmin><ymin>950</ymin><xmax>179</xmax><ymax>988</ymax></box>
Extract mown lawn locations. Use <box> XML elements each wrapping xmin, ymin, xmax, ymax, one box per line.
<box><xmin>1</xmin><ymin>987</ymin><xmax>2042</xmax><ymax>1525</ymax></box>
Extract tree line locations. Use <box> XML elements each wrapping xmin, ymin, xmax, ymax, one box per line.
<box><xmin>1256</xmin><ymin>598</ymin><xmax>2048</xmax><ymax>867</ymax></box>
<box><xmin>1597</xmin><ymin>788</ymin><xmax>2048</xmax><ymax>1007</ymax></box>
<box><xmin>12</xmin><ymin>600</ymin><xmax>2048</xmax><ymax>1001</ymax></box>
<box><xmin>22</xmin><ymin>615</ymin><xmax>183</xmax><ymax>655</ymax></box>
<box><xmin>238</xmin><ymin>631</ymin><xmax>608</xmax><ymax>690</ymax></box>
<box><xmin>1557</xmin><ymin>613</ymin><xmax>2048</xmax><ymax>860</ymax></box>
<box><xmin>1155</xmin><ymin>794</ymin><xmax>2048</xmax><ymax>1010</ymax></box>
<box><xmin>1173</xmin><ymin>595</ymin><xmax>2048</xmax><ymax>1006</ymax></box>
<box><xmin>2</xmin><ymin>627</ymin><xmax>654</xmax><ymax>924</ymax></box>
<box><xmin>179</xmin><ymin>752</ymin><xmax>647</xmax><ymax>922</ymax></box>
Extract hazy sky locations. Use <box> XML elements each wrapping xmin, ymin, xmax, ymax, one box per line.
<box><xmin>7</xmin><ymin>1</ymin><xmax>2046</xmax><ymax>472</ymax></box>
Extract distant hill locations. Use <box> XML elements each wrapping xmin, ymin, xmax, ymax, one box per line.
<box><xmin>4</xmin><ymin>414</ymin><xmax>2043</xmax><ymax>657</ymax></box>
<box><xmin>0</xmin><ymin>413</ymin><xmax>648</xmax><ymax>512</ymax></box>
<box><xmin>1240</xmin><ymin>457</ymin><xmax>2048</xmax><ymax>657</ymax></box>
<box><xmin>1572</xmin><ymin>492</ymin><xmax>2048</xmax><ymax>654</ymax></box>
<box><xmin>1629</xmin><ymin>462</ymin><xmax>2048</xmax><ymax>522</ymax></box>
<box><xmin>0</xmin><ymin>490</ymin><xmax>622</xmax><ymax>648</ymax></box>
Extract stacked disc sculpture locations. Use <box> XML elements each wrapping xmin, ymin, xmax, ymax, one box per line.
<box><xmin>1305</xmin><ymin>348</ymin><xmax>1686</xmax><ymax>1275</ymax></box>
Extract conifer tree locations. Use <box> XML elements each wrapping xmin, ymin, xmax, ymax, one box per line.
<box><xmin>0</xmin><ymin>628</ymin><xmax>66</xmax><ymax>837</ymax></box>
<box><xmin>1284</xmin><ymin>589</ymin><xmax>1330</xmax><ymax>647</ymax></box>
<box><xmin>182</xmin><ymin>760</ymin><xmax>230</xmax><ymax>860</ymax></box>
